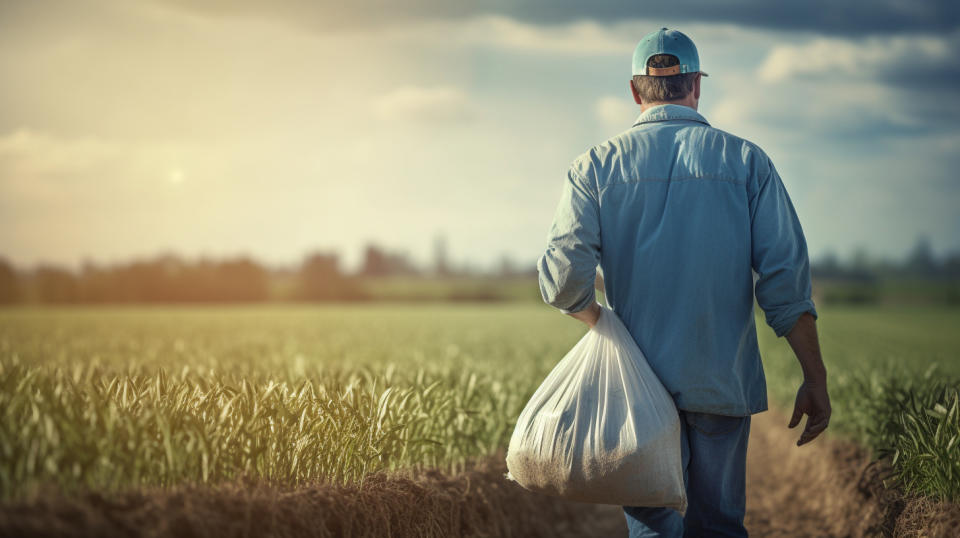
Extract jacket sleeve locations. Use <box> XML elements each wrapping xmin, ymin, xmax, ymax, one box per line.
<box><xmin>537</xmin><ymin>166</ymin><xmax>601</xmax><ymax>314</ymax></box>
<box><xmin>750</xmin><ymin>156</ymin><xmax>818</xmax><ymax>337</ymax></box>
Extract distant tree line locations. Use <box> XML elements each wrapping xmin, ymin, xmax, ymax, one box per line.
<box><xmin>0</xmin><ymin>253</ymin><xmax>358</xmax><ymax>304</ymax></box>
<box><xmin>811</xmin><ymin>237</ymin><xmax>960</xmax><ymax>281</ymax></box>
<box><xmin>810</xmin><ymin>238</ymin><xmax>960</xmax><ymax>305</ymax></box>
<box><xmin>3</xmin><ymin>237</ymin><xmax>953</xmax><ymax>305</ymax></box>
<box><xmin>0</xmin><ymin>242</ymin><xmax>535</xmax><ymax>305</ymax></box>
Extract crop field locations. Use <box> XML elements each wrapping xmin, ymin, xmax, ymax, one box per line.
<box><xmin>1</xmin><ymin>303</ymin><xmax>958</xmax><ymax>534</ymax></box>
<box><xmin>0</xmin><ymin>304</ymin><xmax>584</xmax><ymax>499</ymax></box>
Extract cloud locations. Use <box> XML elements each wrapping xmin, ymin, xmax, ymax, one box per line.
<box><xmin>272</xmin><ymin>15</ymin><xmax>639</xmax><ymax>57</ymax></box>
<box><xmin>594</xmin><ymin>96</ymin><xmax>638</xmax><ymax>132</ymax></box>
<box><xmin>712</xmin><ymin>80</ymin><xmax>924</xmax><ymax>139</ymax></box>
<box><xmin>758</xmin><ymin>33</ymin><xmax>958</xmax><ymax>84</ymax></box>
<box><xmin>149</xmin><ymin>0</ymin><xmax>960</xmax><ymax>36</ymax></box>
<box><xmin>373</xmin><ymin>86</ymin><xmax>473</xmax><ymax>123</ymax></box>
<box><xmin>456</xmin><ymin>15</ymin><xmax>633</xmax><ymax>55</ymax></box>
<box><xmin>0</xmin><ymin>129</ymin><xmax>120</xmax><ymax>177</ymax></box>
<box><xmin>750</xmin><ymin>32</ymin><xmax>960</xmax><ymax>131</ymax></box>
<box><xmin>0</xmin><ymin>129</ymin><xmax>205</xmax><ymax>212</ymax></box>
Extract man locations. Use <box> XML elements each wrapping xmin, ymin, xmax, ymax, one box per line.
<box><xmin>536</xmin><ymin>28</ymin><xmax>831</xmax><ymax>537</ymax></box>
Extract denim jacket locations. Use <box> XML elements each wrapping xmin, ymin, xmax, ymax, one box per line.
<box><xmin>537</xmin><ymin>104</ymin><xmax>817</xmax><ymax>416</ymax></box>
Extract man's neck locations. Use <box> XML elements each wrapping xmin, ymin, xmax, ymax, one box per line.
<box><xmin>640</xmin><ymin>99</ymin><xmax>698</xmax><ymax>113</ymax></box>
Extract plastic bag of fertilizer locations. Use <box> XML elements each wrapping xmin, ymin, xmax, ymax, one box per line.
<box><xmin>506</xmin><ymin>304</ymin><xmax>686</xmax><ymax>514</ymax></box>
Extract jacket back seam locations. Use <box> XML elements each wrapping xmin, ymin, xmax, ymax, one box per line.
<box><xmin>599</xmin><ymin>176</ymin><xmax>745</xmax><ymax>196</ymax></box>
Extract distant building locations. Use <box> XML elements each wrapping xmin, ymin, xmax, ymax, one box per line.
<box><xmin>433</xmin><ymin>234</ymin><xmax>450</xmax><ymax>277</ymax></box>
<box><xmin>298</xmin><ymin>251</ymin><xmax>363</xmax><ymax>300</ymax></box>
<box><xmin>497</xmin><ymin>253</ymin><xmax>520</xmax><ymax>278</ymax></box>
<box><xmin>359</xmin><ymin>244</ymin><xmax>419</xmax><ymax>277</ymax></box>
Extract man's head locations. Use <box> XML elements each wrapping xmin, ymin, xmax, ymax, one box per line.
<box><xmin>629</xmin><ymin>28</ymin><xmax>706</xmax><ymax>110</ymax></box>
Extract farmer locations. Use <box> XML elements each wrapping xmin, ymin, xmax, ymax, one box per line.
<box><xmin>536</xmin><ymin>28</ymin><xmax>831</xmax><ymax>537</ymax></box>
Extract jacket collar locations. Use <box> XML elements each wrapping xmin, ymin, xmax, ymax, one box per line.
<box><xmin>632</xmin><ymin>104</ymin><xmax>710</xmax><ymax>127</ymax></box>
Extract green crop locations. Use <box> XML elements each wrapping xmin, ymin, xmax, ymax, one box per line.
<box><xmin>856</xmin><ymin>372</ymin><xmax>960</xmax><ymax>501</ymax></box>
<box><xmin>0</xmin><ymin>304</ymin><xmax>582</xmax><ymax>499</ymax></box>
<box><xmin>0</xmin><ymin>303</ymin><xmax>958</xmax><ymax>502</ymax></box>
<box><xmin>0</xmin><ymin>358</ymin><xmax>533</xmax><ymax>496</ymax></box>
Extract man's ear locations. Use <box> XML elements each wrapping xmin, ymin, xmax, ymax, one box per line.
<box><xmin>693</xmin><ymin>73</ymin><xmax>701</xmax><ymax>100</ymax></box>
<box><xmin>629</xmin><ymin>79</ymin><xmax>642</xmax><ymax>105</ymax></box>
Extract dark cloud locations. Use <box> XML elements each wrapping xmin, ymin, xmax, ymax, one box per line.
<box><xmin>504</xmin><ymin>0</ymin><xmax>960</xmax><ymax>35</ymax></box>
<box><xmin>154</xmin><ymin>0</ymin><xmax>959</xmax><ymax>35</ymax></box>
<box><xmin>771</xmin><ymin>38</ymin><xmax>960</xmax><ymax>132</ymax></box>
<box><xmin>756</xmin><ymin>30</ymin><xmax>960</xmax><ymax>115</ymax></box>
<box><xmin>877</xmin><ymin>36</ymin><xmax>960</xmax><ymax>91</ymax></box>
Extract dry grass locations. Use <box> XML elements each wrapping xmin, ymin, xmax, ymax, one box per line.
<box><xmin>744</xmin><ymin>410</ymin><xmax>960</xmax><ymax>537</ymax></box>
<box><xmin>0</xmin><ymin>456</ymin><xmax>626</xmax><ymax>538</ymax></box>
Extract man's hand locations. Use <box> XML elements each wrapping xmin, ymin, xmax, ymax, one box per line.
<box><xmin>784</xmin><ymin>311</ymin><xmax>830</xmax><ymax>446</ymax></box>
<box><xmin>567</xmin><ymin>302</ymin><xmax>602</xmax><ymax>328</ymax></box>
<box><xmin>789</xmin><ymin>380</ymin><xmax>831</xmax><ymax>446</ymax></box>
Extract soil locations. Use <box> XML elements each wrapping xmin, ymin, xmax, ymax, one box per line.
<box><xmin>1</xmin><ymin>409</ymin><xmax>958</xmax><ymax>537</ymax></box>
<box><xmin>743</xmin><ymin>410</ymin><xmax>960</xmax><ymax>537</ymax></box>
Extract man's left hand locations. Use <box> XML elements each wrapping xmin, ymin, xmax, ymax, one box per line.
<box><xmin>789</xmin><ymin>380</ymin><xmax>831</xmax><ymax>446</ymax></box>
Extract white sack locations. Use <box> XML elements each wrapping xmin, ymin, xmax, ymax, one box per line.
<box><xmin>506</xmin><ymin>305</ymin><xmax>686</xmax><ymax>513</ymax></box>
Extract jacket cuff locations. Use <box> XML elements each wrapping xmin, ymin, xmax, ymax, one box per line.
<box><xmin>766</xmin><ymin>299</ymin><xmax>818</xmax><ymax>337</ymax></box>
<box><xmin>556</xmin><ymin>287</ymin><xmax>597</xmax><ymax>315</ymax></box>
<box><xmin>538</xmin><ymin>272</ymin><xmax>596</xmax><ymax>315</ymax></box>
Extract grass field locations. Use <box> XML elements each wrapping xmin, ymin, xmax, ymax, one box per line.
<box><xmin>1</xmin><ymin>303</ymin><xmax>958</xmax><ymax>501</ymax></box>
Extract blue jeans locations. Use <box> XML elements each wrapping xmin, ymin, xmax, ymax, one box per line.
<box><xmin>623</xmin><ymin>410</ymin><xmax>751</xmax><ymax>537</ymax></box>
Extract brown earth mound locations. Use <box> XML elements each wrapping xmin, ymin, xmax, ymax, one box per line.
<box><xmin>0</xmin><ymin>459</ymin><xmax>625</xmax><ymax>538</ymax></box>
<box><xmin>1</xmin><ymin>409</ymin><xmax>957</xmax><ymax>537</ymax></box>
<box><xmin>745</xmin><ymin>409</ymin><xmax>960</xmax><ymax>537</ymax></box>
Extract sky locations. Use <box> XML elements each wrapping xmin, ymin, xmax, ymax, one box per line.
<box><xmin>1</xmin><ymin>0</ymin><xmax>958</xmax><ymax>272</ymax></box>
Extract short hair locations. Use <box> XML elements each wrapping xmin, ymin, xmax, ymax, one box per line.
<box><xmin>632</xmin><ymin>54</ymin><xmax>697</xmax><ymax>102</ymax></box>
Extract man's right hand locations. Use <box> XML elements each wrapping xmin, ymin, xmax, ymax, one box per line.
<box><xmin>788</xmin><ymin>380</ymin><xmax>831</xmax><ymax>446</ymax></box>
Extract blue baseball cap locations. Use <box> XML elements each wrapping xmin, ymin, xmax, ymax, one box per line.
<box><xmin>632</xmin><ymin>28</ymin><xmax>708</xmax><ymax>77</ymax></box>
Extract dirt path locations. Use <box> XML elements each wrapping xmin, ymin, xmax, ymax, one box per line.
<box><xmin>743</xmin><ymin>409</ymin><xmax>879</xmax><ymax>537</ymax></box>
<box><xmin>580</xmin><ymin>408</ymin><xmax>957</xmax><ymax>537</ymax></box>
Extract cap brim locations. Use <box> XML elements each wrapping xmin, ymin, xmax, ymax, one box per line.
<box><xmin>700</xmin><ymin>71</ymin><xmax>709</xmax><ymax>77</ymax></box>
